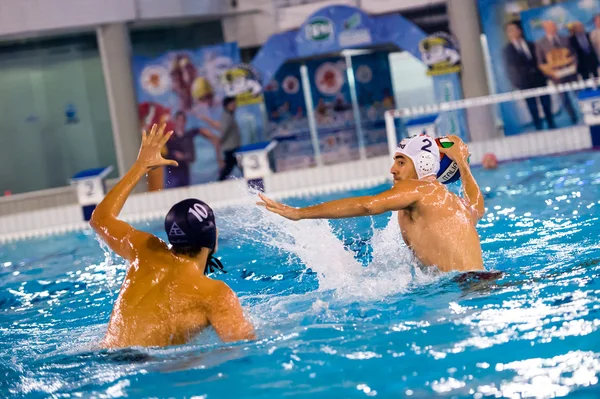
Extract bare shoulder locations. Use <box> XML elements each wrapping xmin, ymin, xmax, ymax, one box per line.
<box><xmin>133</xmin><ymin>233</ymin><xmax>169</xmax><ymax>253</ymax></box>
<box><xmin>387</xmin><ymin>179</ymin><xmax>426</xmax><ymax>195</ymax></box>
<box><xmin>207</xmin><ymin>280</ymin><xmax>238</xmax><ymax>302</ymax></box>
<box><xmin>391</xmin><ymin>179</ymin><xmax>440</xmax><ymax>197</ymax></box>
<box><xmin>412</xmin><ymin>181</ymin><xmax>458</xmax><ymax>207</ymax></box>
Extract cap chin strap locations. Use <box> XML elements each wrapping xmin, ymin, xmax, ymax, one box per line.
<box><xmin>205</xmin><ymin>254</ymin><xmax>227</xmax><ymax>275</ymax></box>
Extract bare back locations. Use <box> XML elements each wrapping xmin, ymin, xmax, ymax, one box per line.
<box><xmin>398</xmin><ymin>181</ymin><xmax>483</xmax><ymax>272</ymax></box>
<box><xmin>90</xmin><ymin>123</ymin><xmax>254</xmax><ymax>349</ymax></box>
<box><xmin>102</xmin><ymin>237</ymin><xmax>252</xmax><ymax>348</ymax></box>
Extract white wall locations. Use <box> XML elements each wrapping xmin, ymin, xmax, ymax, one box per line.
<box><xmin>0</xmin><ymin>0</ymin><xmax>244</xmax><ymax>39</ymax></box>
<box><xmin>360</xmin><ymin>0</ymin><xmax>446</xmax><ymax>14</ymax></box>
<box><xmin>0</xmin><ymin>0</ymin><xmax>136</xmax><ymax>37</ymax></box>
<box><xmin>136</xmin><ymin>0</ymin><xmax>226</xmax><ymax>20</ymax></box>
<box><xmin>0</xmin><ymin>0</ymin><xmax>448</xmax><ymax>43</ymax></box>
<box><xmin>222</xmin><ymin>0</ymin><xmax>277</xmax><ymax>48</ymax></box>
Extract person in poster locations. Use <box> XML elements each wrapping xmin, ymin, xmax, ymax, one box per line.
<box><xmin>170</xmin><ymin>54</ymin><xmax>197</xmax><ymax>112</ymax></box>
<box><xmin>535</xmin><ymin>20</ymin><xmax>579</xmax><ymax>124</ymax></box>
<box><xmin>590</xmin><ymin>14</ymin><xmax>600</xmax><ymax>57</ymax></box>
<box><xmin>503</xmin><ymin>21</ymin><xmax>555</xmax><ymax>129</ymax></box>
<box><xmin>218</xmin><ymin>97</ymin><xmax>242</xmax><ymax>181</ymax></box>
<box><xmin>165</xmin><ymin>111</ymin><xmax>220</xmax><ymax>188</ymax></box>
<box><xmin>569</xmin><ymin>21</ymin><xmax>599</xmax><ymax>79</ymax></box>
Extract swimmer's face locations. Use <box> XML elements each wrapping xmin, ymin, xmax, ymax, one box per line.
<box><xmin>505</xmin><ymin>24</ymin><xmax>522</xmax><ymax>41</ymax></box>
<box><xmin>543</xmin><ymin>21</ymin><xmax>558</xmax><ymax>36</ymax></box>
<box><xmin>390</xmin><ymin>154</ymin><xmax>418</xmax><ymax>183</ymax></box>
<box><xmin>175</xmin><ymin>113</ymin><xmax>187</xmax><ymax>132</ymax></box>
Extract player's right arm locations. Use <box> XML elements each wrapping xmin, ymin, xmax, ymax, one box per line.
<box><xmin>257</xmin><ymin>182</ymin><xmax>421</xmax><ymax>221</ymax></box>
<box><xmin>90</xmin><ymin>123</ymin><xmax>178</xmax><ymax>261</ymax></box>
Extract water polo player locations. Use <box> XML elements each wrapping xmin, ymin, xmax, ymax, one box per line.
<box><xmin>90</xmin><ymin>123</ymin><xmax>254</xmax><ymax>348</ymax></box>
<box><xmin>258</xmin><ymin>134</ymin><xmax>484</xmax><ymax>272</ymax></box>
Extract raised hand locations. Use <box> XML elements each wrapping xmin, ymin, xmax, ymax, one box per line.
<box><xmin>138</xmin><ymin>123</ymin><xmax>179</xmax><ymax>170</ymax></box>
<box><xmin>439</xmin><ymin>135</ymin><xmax>470</xmax><ymax>165</ymax></box>
<box><xmin>257</xmin><ymin>193</ymin><xmax>301</xmax><ymax>221</ymax></box>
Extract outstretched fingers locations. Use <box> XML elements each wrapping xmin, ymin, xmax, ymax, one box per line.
<box><xmin>258</xmin><ymin>194</ymin><xmax>280</xmax><ymax>209</ymax></box>
<box><xmin>148</xmin><ymin>123</ymin><xmax>158</xmax><ymax>139</ymax></box>
<box><xmin>159</xmin><ymin>129</ymin><xmax>174</xmax><ymax>147</ymax></box>
<box><xmin>162</xmin><ymin>159</ymin><xmax>179</xmax><ymax>167</ymax></box>
<box><xmin>257</xmin><ymin>194</ymin><xmax>287</xmax><ymax>215</ymax></box>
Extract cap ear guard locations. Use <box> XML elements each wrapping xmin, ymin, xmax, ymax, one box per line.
<box><xmin>415</xmin><ymin>151</ymin><xmax>439</xmax><ymax>179</ymax></box>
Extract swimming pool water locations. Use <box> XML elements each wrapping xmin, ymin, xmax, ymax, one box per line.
<box><xmin>2</xmin><ymin>151</ymin><xmax>600</xmax><ymax>398</ymax></box>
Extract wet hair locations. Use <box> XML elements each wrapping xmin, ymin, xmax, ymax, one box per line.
<box><xmin>223</xmin><ymin>96</ymin><xmax>236</xmax><ymax>108</ymax></box>
<box><xmin>171</xmin><ymin>245</ymin><xmax>202</xmax><ymax>258</ymax></box>
<box><xmin>504</xmin><ymin>21</ymin><xmax>522</xmax><ymax>31</ymax></box>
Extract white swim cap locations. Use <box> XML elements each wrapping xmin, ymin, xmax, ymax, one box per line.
<box><xmin>395</xmin><ymin>135</ymin><xmax>440</xmax><ymax>179</ymax></box>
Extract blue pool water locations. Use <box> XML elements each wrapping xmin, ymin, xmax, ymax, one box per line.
<box><xmin>2</xmin><ymin>152</ymin><xmax>600</xmax><ymax>398</ymax></box>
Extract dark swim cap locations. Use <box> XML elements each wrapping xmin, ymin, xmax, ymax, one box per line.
<box><xmin>165</xmin><ymin>199</ymin><xmax>217</xmax><ymax>250</ymax></box>
<box><xmin>165</xmin><ymin>199</ymin><xmax>226</xmax><ymax>275</ymax></box>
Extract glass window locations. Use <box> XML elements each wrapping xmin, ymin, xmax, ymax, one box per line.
<box><xmin>130</xmin><ymin>21</ymin><xmax>225</xmax><ymax>57</ymax></box>
<box><xmin>388</xmin><ymin>51</ymin><xmax>435</xmax><ymax>110</ymax></box>
<box><xmin>0</xmin><ymin>34</ymin><xmax>116</xmax><ymax>194</ymax></box>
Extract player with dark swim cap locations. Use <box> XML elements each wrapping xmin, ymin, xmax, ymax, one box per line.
<box><xmin>90</xmin><ymin>123</ymin><xmax>255</xmax><ymax>349</ymax></box>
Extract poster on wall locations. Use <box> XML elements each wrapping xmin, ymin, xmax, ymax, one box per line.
<box><xmin>419</xmin><ymin>32</ymin><xmax>462</xmax><ymax>76</ymax></box>
<box><xmin>478</xmin><ymin>0</ymin><xmax>591</xmax><ymax>135</ymax></box>
<box><xmin>263</xmin><ymin>52</ymin><xmax>398</xmax><ymax>171</ymax></box>
<box><xmin>222</xmin><ymin>63</ymin><xmax>264</xmax><ymax>106</ymax></box>
<box><xmin>263</xmin><ymin>62</ymin><xmax>316</xmax><ymax>172</ymax></box>
<box><xmin>134</xmin><ymin>42</ymin><xmax>260</xmax><ymax>189</ymax></box>
<box><xmin>352</xmin><ymin>51</ymin><xmax>396</xmax><ymax>157</ymax></box>
<box><xmin>306</xmin><ymin>56</ymin><xmax>361</xmax><ymax>165</ymax></box>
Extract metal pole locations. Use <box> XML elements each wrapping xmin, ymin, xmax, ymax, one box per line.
<box><xmin>300</xmin><ymin>64</ymin><xmax>323</xmax><ymax>166</ymax></box>
<box><xmin>385</xmin><ymin>111</ymin><xmax>397</xmax><ymax>158</ymax></box>
<box><xmin>345</xmin><ymin>53</ymin><xmax>367</xmax><ymax>160</ymax></box>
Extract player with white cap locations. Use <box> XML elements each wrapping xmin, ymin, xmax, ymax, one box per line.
<box><xmin>258</xmin><ymin>134</ymin><xmax>485</xmax><ymax>272</ymax></box>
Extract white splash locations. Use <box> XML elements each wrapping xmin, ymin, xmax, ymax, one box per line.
<box><xmin>222</xmin><ymin>185</ymin><xmax>442</xmax><ymax>304</ymax></box>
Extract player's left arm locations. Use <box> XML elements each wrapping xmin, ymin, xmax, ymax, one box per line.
<box><xmin>90</xmin><ymin>123</ymin><xmax>178</xmax><ymax>261</ymax></box>
<box><xmin>439</xmin><ymin>135</ymin><xmax>485</xmax><ymax>222</ymax></box>
<box><xmin>257</xmin><ymin>182</ymin><xmax>421</xmax><ymax>221</ymax></box>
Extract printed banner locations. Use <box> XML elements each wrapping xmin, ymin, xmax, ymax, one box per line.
<box><xmin>134</xmin><ymin>43</ymin><xmax>258</xmax><ymax>188</ymax></box>
<box><xmin>264</xmin><ymin>62</ymin><xmax>315</xmax><ymax>172</ymax></box>
<box><xmin>222</xmin><ymin>63</ymin><xmax>264</xmax><ymax>106</ymax></box>
<box><xmin>352</xmin><ymin>51</ymin><xmax>396</xmax><ymax>157</ymax></box>
<box><xmin>419</xmin><ymin>32</ymin><xmax>462</xmax><ymax>76</ymax></box>
<box><xmin>263</xmin><ymin>51</ymin><xmax>396</xmax><ymax>171</ymax></box>
<box><xmin>478</xmin><ymin>0</ymin><xmax>589</xmax><ymax>135</ymax></box>
<box><xmin>296</xmin><ymin>6</ymin><xmax>375</xmax><ymax>58</ymax></box>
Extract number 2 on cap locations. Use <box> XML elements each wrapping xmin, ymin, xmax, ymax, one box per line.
<box><xmin>189</xmin><ymin>203</ymin><xmax>209</xmax><ymax>222</ymax></box>
<box><xmin>421</xmin><ymin>138</ymin><xmax>432</xmax><ymax>153</ymax></box>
